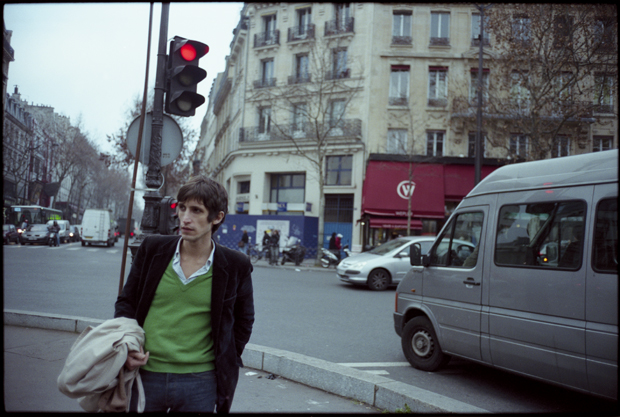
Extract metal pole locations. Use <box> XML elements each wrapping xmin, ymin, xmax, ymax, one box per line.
<box><xmin>474</xmin><ymin>4</ymin><xmax>486</xmax><ymax>185</ymax></box>
<box><xmin>118</xmin><ymin>3</ymin><xmax>154</xmax><ymax>296</ymax></box>
<box><xmin>140</xmin><ymin>2</ymin><xmax>169</xmax><ymax>236</ymax></box>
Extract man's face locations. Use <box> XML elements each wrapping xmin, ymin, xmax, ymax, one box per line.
<box><xmin>177</xmin><ymin>198</ymin><xmax>223</xmax><ymax>243</ymax></box>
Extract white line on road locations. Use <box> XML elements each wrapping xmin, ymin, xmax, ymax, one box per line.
<box><xmin>337</xmin><ymin>362</ymin><xmax>411</xmax><ymax>367</ymax></box>
<box><xmin>364</xmin><ymin>370</ymin><xmax>390</xmax><ymax>375</ymax></box>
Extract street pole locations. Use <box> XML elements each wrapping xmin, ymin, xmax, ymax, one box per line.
<box><xmin>474</xmin><ymin>4</ymin><xmax>490</xmax><ymax>185</ymax></box>
<box><xmin>140</xmin><ymin>2</ymin><xmax>169</xmax><ymax>237</ymax></box>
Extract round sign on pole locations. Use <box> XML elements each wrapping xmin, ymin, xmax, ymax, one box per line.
<box><xmin>126</xmin><ymin>113</ymin><xmax>183</xmax><ymax>166</ymax></box>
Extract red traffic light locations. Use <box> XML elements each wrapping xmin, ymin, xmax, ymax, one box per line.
<box><xmin>170</xmin><ymin>202</ymin><xmax>177</xmax><ymax>210</ymax></box>
<box><xmin>180</xmin><ymin>44</ymin><xmax>197</xmax><ymax>61</ymax></box>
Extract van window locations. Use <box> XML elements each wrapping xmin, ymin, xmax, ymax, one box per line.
<box><xmin>430</xmin><ymin>211</ymin><xmax>483</xmax><ymax>267</ymax></box>
<box><xmin>495</xmin><ymin>200</ymin><xmax>586</xmax><ymax>269</ymax></box>
<box><xmin>593</xmin><ymin>198</ymin><xmax>617</xmax><ymax>273</ymax></box>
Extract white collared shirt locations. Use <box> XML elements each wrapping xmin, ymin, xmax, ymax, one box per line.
<box><xmin>172</xmin><ymin>238</ymin><xmax>216</xmax><ymax>285</ymax></box>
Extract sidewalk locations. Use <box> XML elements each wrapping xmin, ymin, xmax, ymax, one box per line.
<box><xmin>4</xmin><ymin>311</ymin><xmax>488</xmax><ymax>413</ymax></box>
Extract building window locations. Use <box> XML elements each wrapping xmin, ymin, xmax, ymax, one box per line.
<box><xmin>551</xmin><ymin>136</ymin><xmax>570</xmax><ymax>158</ymax></box>
<box><xmin>468</xmin><ymin>132</ymin><xmax>486</xmax><ymax>158</ymax></box>
<box><xmin>430</xmin><ymin>12</ymin><xmax>450</xmax><ymax>46</ymax></box>
<box><xmin>387</xmin><ymin>129</ymin><xmax>408</xmax><ymax>154</ymax></box>
<box><xmin>262</xmin><ymin>59</ymin><xmax>275</xmax><ymax>86</ymax></box>
<box><xmin>292</xmin><ymin>103</ymin><xmax>308</xmax><ymax>136</ymax></box>
<box><xmin>510</xmin><ymin>71</ymin><xmax>530</xmax><ymax>110</ymax></box>
<box><xmin>510</xmin><ymin>134</ymin><xmax>528</xmax><ymax>159</ymax></box>
<box><xmin>594</xmin><ymin>74</ymin><xmax>614</xmax><ymax>113</ymax></box>
<box><xmin>335</xmin><ymin>3</ymin><xmax>351</xmax><ymax>30</ymax></box>
<box><xmin>329</xmin><ymin>48</ymin><xmax>349</xmax><ymax>79</ymax></box>
<box><xmin>471</xmin><ymin>13</ymin><xmax>490</xmax><ymax>46</ymax></box>
<box><xmin>593</xmin><ymin>136</ymin><xmax>613</xmax><ymax>152</ymax></box>
<box><xmin>389</xmin><ymin>65</ymin><xmax>410</xmax><ymax>106</ymax></box>
<box><xmin>297</xmin><ymin>7</ymin><xmax>311</xmax><ymax>35</ymax></box>
<box><xmin>392</xmin><ymin>11</ymin><xmax>412</xmax><ymax>45</ymax></box>
<box><xmin>512</xmin><ymin>15</ymin><xmax>530</xmax><ymax>43</ymax></box>
<box><xmin>329</xmin><ymin>100</ymin><xmax>345</xmax><ymax>129</ymax></box>
<box><xmin>553</xmin><ymin>72</ymin><xmax>573</xmax><ymax>103</ymax></box>
<box><xmin>263</xmin><ymin>14</ymin><xmax>277</xmax><ymax>43</ymax></box>
<box><xmin>270</xmin><ymin>173</ymin><xmax>306</xmax><ymax>204</ymax></box>
<box><xmin>428</xmin><ymin>67</ymin><xmax>448</xmax><ymax>107</ymax></box>
<box><xmin>553</xmin><ymin>15</ymin><xmax>573</xmax><ymax>49</ymax></box>
<box><xmin>469</xmin><ymin>68</ymin><xmax>489</xmax><ymax>103</ymax></box>
<box><xmin>295</xmin><ymin>54</ymin><xmax>310</xmax><ymax>83</ymax></box>
<box><xmin>258</xmin><ymin>107</ymin><xmax>271</xmax><ymax>135</ymax></box>
<box><xmin>326</xmin><ymin>155</ymin><xmax>352</xmax><ymax>186</ymax></box>
<box><xmin>427</xmin><ymin>131</ymin><xmax>444</xmax><ymax>157</ymax></box>
<box><xmin>238</xmin><ymin>181</ymin><xmax>250</xmax><ymax>194</ymax></box>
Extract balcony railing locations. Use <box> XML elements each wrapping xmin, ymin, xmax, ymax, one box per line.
<box><xmin>288</xmin><ymin>24</ymin><xmax>316</xmax><ymax>42</ymax></box>
<box><xmin>392</xmin><ymin>36</ymin><xmax>412</xmax><ymax>45</ymax></box>
<box><xmin>389</xmin><ymin>96</ymin><xmax>408</xmax><ymax>106</ymax></box>
<box><xmin>254</xmin><ymin>30</ymin><xmax>280</xmax><ymax>48</ymax></box>
<box><xmin>288</xmin><ymin>74</ymin><xmax>312</xmax><ymax>85</ymax></box>
<box><xmin>253</xmin><ymin>78</ymin><xmax>277</xmax><ymax>89</ymax></box>
<box><xmin>324</xmin><ymin>17</ymin><xmax>354</xmax><ymax>36</ymax></box>
<box><xmin>430</xmin><ymin>37</ymin><xmax>450</xmax><ymax>46</ymax></box>
<box><xmin>470</xmin><ymin>37</ymin><xmax>490</xmax><ymax>47</ymax></box>
<box><xmin>325</xmin><ymin>68</ymin><xmax>350</xmax><ymax>80</ymax></box>
<box><xmin>428</xmin><ymin>98</ymin><xmax>448</xmax><ymax>107</ymax></box>
<box><xmin>240</xmin><ymin>119</ymin><xmax>362</xmax><ymax>143</ymax></box>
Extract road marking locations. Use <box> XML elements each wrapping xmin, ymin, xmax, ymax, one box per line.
<box><xmin>337</xmin><ymin>362</ymin><xmax>411</xmax><ymax>367</ymax></box>
<box><xmin>365</xmin><ymin>370</ymin><xmax>390</xmax><ymax>375</ymax></box>
<box><xmin>67</xmin><ymin>248</ymin><xmax>81</xmax><ymax>251</ymax></box>
<box><xmin>87</xmin><ymin>249</ymin><xmax>98</xmax><ymax>252</ymax></box>
<box><xmin>107</xmin><ymin>250</ymin><xmax>118</xmax><ymax>253</ymax></box>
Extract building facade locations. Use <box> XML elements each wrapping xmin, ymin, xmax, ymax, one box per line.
<box><xmin>196</xmin><ymin>3</ymin><xmax>617</xmax><ymax>252</ymax></box>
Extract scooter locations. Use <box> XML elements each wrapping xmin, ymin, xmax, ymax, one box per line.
<box><xmin>281</xmin><ymin>236</ymin><xmax>306</xmax><ymax>266</ymax></box>
<box><xmin>320</xmin><ymin>247</ymin><xmax>341</xmax><ymax>268</ymax></box>
<box><xmin>342</xmin><ymin>244</ymin><xmax>352</xmax><ymax>258</ymax></box>
<box><xmin>48</xmin><ymin>231</ymin><xmax>58</xmax><ymax>247</ymax></box>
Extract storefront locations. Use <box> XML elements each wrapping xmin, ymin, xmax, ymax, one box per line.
<box><xmin>359</xmin><ymin>157</ymin><xmax>499</xmax><ymax>249</ymax></box>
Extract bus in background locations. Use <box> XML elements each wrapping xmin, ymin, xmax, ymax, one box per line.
<box><xmin>6</xmin><ymin>205</ymin><xmax>63</xmax><ymax>233</ymax></box>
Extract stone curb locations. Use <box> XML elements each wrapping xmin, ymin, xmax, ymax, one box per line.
<box><xmin>3</xmin><ymin>309</ymin><xmax>488</xmax><ymax>413</ymax></box>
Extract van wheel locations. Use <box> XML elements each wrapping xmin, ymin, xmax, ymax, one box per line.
<box><xmin>367</xmin><ymin>269</ymin><xmax>390</xmax><ymax>291</ymax></box>
<box><xmin>402</xmin><ymin>317</ymin><xmax>450</xmax><ymax>371</ymax></box>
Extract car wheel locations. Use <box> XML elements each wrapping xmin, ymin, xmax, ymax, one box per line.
<box><xmin>401</xmin><ymin>316</ymin><xmax>451</xmax><ymax>371</ymax></box>
<box><xmin>367</xmin><ymin>268</ymin><xmax>390</xmax><ymax>291</ymax></box>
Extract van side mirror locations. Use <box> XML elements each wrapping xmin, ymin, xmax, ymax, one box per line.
<box><xmin>410</xmin><ymin>243</ymin><xmax>422</xmax><ymax>266</ymax></box>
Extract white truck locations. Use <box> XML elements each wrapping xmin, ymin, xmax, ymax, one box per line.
<box><xmin>81</xmin><ymin>209</ymin><xmax>115</xmax><ymax>247</ymax></box>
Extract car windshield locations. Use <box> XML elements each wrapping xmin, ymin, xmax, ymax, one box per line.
<box><xmin>368</xmin><ymin>238</ymin><xmax>411</xmax><ymax>256</ymax></box>
<box><xmin>3</xmin><ymin>225</ymin><xmax>10</xmax><ymax>231</ymax></box>
<box><xmin>30</xmin><ymin>224</ymin><xmax>49</xmax><ymax>232</ymax></box>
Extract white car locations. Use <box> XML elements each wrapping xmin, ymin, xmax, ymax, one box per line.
<box><xmin>337</xmin><ymin>236</ymin><xmax>475</xmax><ymax>291</ymax></box>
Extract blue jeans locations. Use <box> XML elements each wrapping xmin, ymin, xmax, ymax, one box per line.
<box><xmin>130</xmin><ymin>369</ymin><xmax>217</xmax><ymax>413</ymax></box>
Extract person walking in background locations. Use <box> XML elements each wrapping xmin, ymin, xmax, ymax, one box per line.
<box><xmin>269</xmin><ymin>229</ymin><xmax>280</xmax><ymax>265</ymax></box>
<box><xmin>239</xmin><ymin>230</ymin><xmax>249</xmax><ymax>255</ymax></box>
<box><xmin>115</xmin><ymin>175</ymin><xmax>254</xmax><ymax>413</ymax></box>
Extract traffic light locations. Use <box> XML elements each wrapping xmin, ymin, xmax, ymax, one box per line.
<box><xmin>159</xmin><ymin>196</ymin><xmax>179</xmax><ymax>235</ymax></box>
<box><xmin>165</xmin><ymin>36</ymin><xmax>209</xmax><ymax>116</ymax></box>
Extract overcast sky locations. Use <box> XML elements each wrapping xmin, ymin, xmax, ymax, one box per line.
<box><xmin>4</xmin><ymin>2</ymin><xmax>244</xmax><ymax>155</ymax></box>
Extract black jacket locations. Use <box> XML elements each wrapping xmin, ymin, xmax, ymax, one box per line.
<box><xmin>114</xmin><ymin>235</ymin><xmax>254</xmax><ymax>413</ymax></box>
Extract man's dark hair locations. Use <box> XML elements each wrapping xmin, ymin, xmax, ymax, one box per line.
<box><xmin>177</xmin><ymin>176</ymin><xmax>228</xmax><ymax>233</ymax></box>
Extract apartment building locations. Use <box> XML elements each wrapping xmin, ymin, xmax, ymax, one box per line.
<box><xmin>197</xmin><ymin>3</ymin><xmax>617</xmax><ymax>251</ymax></box>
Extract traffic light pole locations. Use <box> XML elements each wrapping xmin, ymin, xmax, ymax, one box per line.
<box><xmin>141</xmin><ymin>3</ymin><xmax>169</xmax><ymax>237</ymax></box>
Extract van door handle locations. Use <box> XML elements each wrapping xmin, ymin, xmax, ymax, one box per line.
<box><xmin>463</xmin><ymin>278</ymin><xmax>480</xmax><ymax>286</ymax></box>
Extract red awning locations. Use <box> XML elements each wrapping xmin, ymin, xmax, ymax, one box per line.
<box><xmin>368</xmin><ymin>217</ymin><xmax>422</xmax><ymax>229</ymax></box>
<box><xmin>362</xmin><ymin>161</ymin><xmax>446</xmax><ymax>219</ymax></box>
<box><xmin>444</xmin><ymin>164</ymin><xmax>499</xmax><ymax>200</ymax></box>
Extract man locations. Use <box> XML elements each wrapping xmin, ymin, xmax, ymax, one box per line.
<box><xmin>115</xmin><ymin>176</ymin><xmax>254</xmax><ymax>413</ymax></box>
<box><xmin>269</xmin><ymin>229</ymin><xmax>280</xmax><ymax>265</ymax></box>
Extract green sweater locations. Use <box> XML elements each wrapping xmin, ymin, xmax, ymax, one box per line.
<box><xmin>142</xmin><ymin>259</ymin><xmax>215</xmax><ymax>373</ymax></box>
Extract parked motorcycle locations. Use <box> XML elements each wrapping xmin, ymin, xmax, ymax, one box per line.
<box><xmin>281</xmin><ymin>236</ymin><xmax>306</xmax><ymax>266</ymax></box>
<box><xmin>320</xmin><ymin>247</ymin><xmax>341</xmax><ymax>268</ymax></box>
<box><xmin>342</xmin><ymin>244</ymin><xmax>352</xmax><ymax>258</ymax></box>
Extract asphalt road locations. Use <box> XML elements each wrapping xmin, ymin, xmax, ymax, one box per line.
<box><xmin>3</xmin><ymin>238</ymin><xmax>618</xmax><ymax>413</ymax></box>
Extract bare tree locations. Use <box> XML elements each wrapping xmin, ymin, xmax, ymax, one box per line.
<box><xmin>452</xmin><ymin>4</ymin><xmax>618</xmax><ymax>161</ymax></box>
<box><xmin>245</xmin><ymin>35</ymin><xmax>365</xmax><ymax>261</ymax></box>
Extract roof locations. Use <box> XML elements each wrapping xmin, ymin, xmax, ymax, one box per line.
<box><xmin>467</xmin><ymin>150</ymin><xmax>618</xmax><ymax>197</ymax></box>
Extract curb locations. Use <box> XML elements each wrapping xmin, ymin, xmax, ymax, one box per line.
<box><xmin>4</xmin><ymin>310</ymin><xmax>488</xmax><ymax>413</ymax></box>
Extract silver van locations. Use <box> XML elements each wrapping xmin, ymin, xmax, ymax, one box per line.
<box><xmin>394</xmin><ymin>150</ymin><xmax>618</xmax><ymax>400</ymax></box>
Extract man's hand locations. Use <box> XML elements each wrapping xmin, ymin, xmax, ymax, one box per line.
<box><xmin>125</xmin><ymin>346</ymin><xmax>149</xmax><ymax>371</ymax></box>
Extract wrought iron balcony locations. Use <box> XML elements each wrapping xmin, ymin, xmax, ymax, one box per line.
<box><xmin>325</xmin><ymin>68</ymin><xmax>350</xmax><ymax>80</ymax></box>
<box><xmin>254</xmin><ymin>30</ymin><xmax>280</xmax><ymax>48</ymax></box>
<box><xmin>288</xmin><ymin>24</ymin><xmax>316</xmax><ymax>42</ymax></box>
<box><xmin>240</xmin><ymin>119</ymin><xmax>362</xmax><ymax>143</ymax></box>
<box><xmin>392</xmin><ymin>36</ymin><xmax>412</xmax><ymax>46</ymax></box>
<box><xmin>389</xmin><ymin>96</ymin><xmax>408</xmax><ymax>106</ymax></box>
<box><xmin>430</xmin><ymin>37</ymin><xmax>450</xmax><ymax>46</ymax></box>
<box><xmin>253</xmin><ymin>78</ymin><xmax>277</xmax><ymax>89</ymax></box>
<box><xmin>288</xmin><ymin>74</ymin><xmax>312</xmax><ymax>85</ymax></box>
<box><xmin>324</xmin><ymin>17</ymin><xmax>354</xmax><ymax>36</ymax></box>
